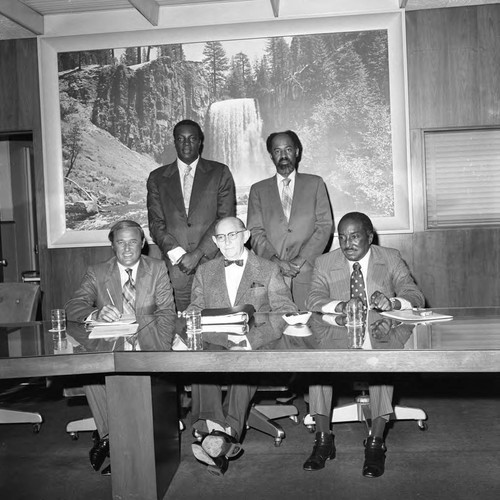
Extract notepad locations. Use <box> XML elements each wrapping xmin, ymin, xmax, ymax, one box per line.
<box><xmin>201</xmin><ymin>323</ymin><xmax>249</xmax><ymax>335</ymax></box>
<box><xmin>86</xmin><ymin>314</ymin><xmax>136</xmax><ymax>327</ymax></box>
<box><xmin>88</xmin><ymin>322</ymin><xmax>139</xmax><ymax>338</ymax></box>
<box><xmin>379</xmin><ymin>310</ymin><xmax>453</xmax><ymax>323</ymax></box>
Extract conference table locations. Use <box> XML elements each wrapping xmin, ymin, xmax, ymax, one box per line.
<box><xmin>2</xmin><ymin>307</ymin><xmax>500</xmax><ymax>499</ymax></box>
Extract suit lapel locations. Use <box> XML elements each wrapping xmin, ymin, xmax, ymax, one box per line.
<box><xmin>104</xmin><ymin>258</ymin><xmax>123</xmax><ymax>312</ymax></box>
<box><xmin>234</xmin><ymin>252</ymin><xmax>260</xmax><ymax>305</ymax></box>
<box><xmin>134</xmin><ymin>257</ymin><xmax>149</xmax><ymax>312</ymax></box>
<box><xmin>267</xmin><ymin>176</ymin><xmax>286</xmax><ymax>219</ymax></box>
<box><xmin>367</xmin><ymin>247</ymin><xmax>387</xmax><ymax>298</ymax></box>
<box><xmin>289</xmin><ymin>172</ymin><xmax>303</xmax><ymax>221</ymax></box>
<box><xmin>210</xmin><ymin>257</ymin><xmax>232</xmax><ymax>306</ymax></box>
<box><xmin>162</xmin><ymin>162</ymin><xmax>185</xmax><ymax>215</ymax></box>
<box><xmin>189</xmin><ymin>158</ymin><xmax>211</xmax><ymax>215</ymax></box>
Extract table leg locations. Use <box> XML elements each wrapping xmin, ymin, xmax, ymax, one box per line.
<box><xmin>106</xmin><ymin>374</ymin><xmax>179</xmax><ymax>500</ymax></box>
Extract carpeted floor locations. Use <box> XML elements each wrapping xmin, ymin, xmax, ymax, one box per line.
<box><xmin>1</xmin><ymin>374</ymin><xmax>500</xmax><ymax>500</ymax></box>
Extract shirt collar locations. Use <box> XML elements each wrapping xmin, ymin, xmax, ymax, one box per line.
<box><xmin>277</xmin><ymin>169</ymin><xmax>296</xmax><ymax>183</ymax></box>
<box><xmin>177</xmin><ymin>156</ymin><xmax>200</xmax><ymax>171</ymax></box>
<box><xmin>350</xmin><ymin>247</ymin><xmax>371</xmax><ymax>272</ymax></box>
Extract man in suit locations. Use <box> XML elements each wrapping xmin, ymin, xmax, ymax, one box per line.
<box><xmin>247</xmin><ymin>130</ymin><xmax>333</xmax><ymax>310</ymax></box>
<box><xmin>65</xmin><ymin>220</ymin><xmax>176</xmax><ymax>475</ymax></box>
<box><xmin>147</xmin><ymin>119</ymin><xmax>236</xmax><ymax>311</ymax></box>
<box><xmin>304</xmin><ymin>212</ymin><xmax>424</xmax><ymax>478</ymax></box>
<box><xmin>187</xmin><ymin>216</ymin><xmax>297</xmax><ymax>476</ymax></box>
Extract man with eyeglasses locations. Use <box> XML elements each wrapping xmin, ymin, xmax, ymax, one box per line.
<box><xmin>247</xmin><ymin>130</ymin><xmax>333</xmax><ymax>310</ymax></box>
<box><xmin>186</xmin><ymin>216</ymin><xmax>297</xmax><ymax>476</ymax></box>
<box><xmin>65</xmin><ymin>219</ymin><xmax>176</xmax><ymax>475</ymax></box>
<box><xmin>147</xmin><ymin>119</ymin><xmax>236</xmax><ymax>311</ymax></box>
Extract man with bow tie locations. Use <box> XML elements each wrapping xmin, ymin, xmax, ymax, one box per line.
<box><xmin>304</xmin><ymin>212</ymin><xmax>424</xmax><ymax>478</ymax></box>
<box><xmin>186</xmin><ymin>216</ymin><xmax>297</xmax><ymax>476</ymax></box>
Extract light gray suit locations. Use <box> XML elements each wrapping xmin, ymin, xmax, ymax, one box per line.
<box><xmin>65</xmin><ymin>255</ymin><xmax>176</xmax><ymax>437</ymax></box>
<box><xmin>247</xmin><ymin>172</ymin><xmax>333</xmax><ymax>310</ymax></box>
<box><xmin>305</xmin><ymin>245</ymin><xmax>424</xmax><ymax>420</ymax></box>
<box><xmin>189</xmin><ymin>251</ymin><xmax>297</xmax><ymax>438</ymax></box>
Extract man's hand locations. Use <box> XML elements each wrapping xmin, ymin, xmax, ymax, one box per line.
<box><xmin>369</xmin><ymin>291</ymin><xmax>393</xmax><ymax>311</ymax></box>
<box><xmin>272</xmin><ymin>256</ymin><xmax>299</xmax><ymax>277</ymax></box>
<box><xmin>178</xmin><ymin>249</ymin><xmax>203</xmax><ymax>275</ymax></box>
<box><xmin>289</xmin><ymin>256</ymin><xmax>306</xmax><ymax>271</ymax></box>
<box><xmin>97</xmin><ymin>305</ymin><xmax>122</xmax><ymax>322</ymax></box>
<box><xmin>369</xmin><ymin>318</ymin><xmax>395</xmax><ymax>340</ymax></box>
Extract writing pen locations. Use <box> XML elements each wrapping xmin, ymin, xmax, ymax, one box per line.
<box><xmin>106</xmin><ymin>288</ymin><xmax>122</xmax><ymax>319</ymax></box>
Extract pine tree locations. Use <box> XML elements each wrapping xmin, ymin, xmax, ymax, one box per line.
<box><xmin>203</xmin><ymin>41</ymin><xmax>229</xmax><ymax>100</ymax></box>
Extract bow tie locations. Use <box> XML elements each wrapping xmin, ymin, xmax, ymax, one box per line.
<box><xmin>227</xmin><ymin>339</ymin><xmax>248</xmax><ymax>348</ymax></box>
<box><xmin>224</xmin><ymin>259</ymin><xmax>244</xmax><ymax>267</ymax></box>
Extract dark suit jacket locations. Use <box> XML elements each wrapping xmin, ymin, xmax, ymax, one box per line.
<box><xmin>65</xmin><ymin>255</ymin><xmax>177</xmax><ymax>349</ymax></box>
<box><xmin>189</xmin><ymin>252</ymin><xmax>298</xmax><ymax>313</ymax></box>
<box><xmin>247</xmin><ymin>172</ymin><xmax>333</xmax><ymax>283</ymax></box>
<box><xmin>147</xmin><ymin>157</ymin><xmax>236</xmax><ymax>288</ymax></box>
<box><xmin>306</xmin><ymin>245</ymin><xmax>425</xmax><ymax>312</ymax></box>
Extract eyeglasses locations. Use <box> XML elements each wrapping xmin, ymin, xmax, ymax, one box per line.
<box><xmin>214</xmin><ymin>230</ymin><xmax>245</xmax><ymax>243</ymax></box>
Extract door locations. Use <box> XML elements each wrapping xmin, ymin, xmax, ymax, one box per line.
<box><xmin>0</xmin><ymin>133</ymin><xmax>38</xmax><ymax>282</ymax></box>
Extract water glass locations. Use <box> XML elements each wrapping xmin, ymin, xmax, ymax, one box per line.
<box><xmin>187</xmin><ymin>331</ymin><xmax>203</xmax><ymax>351</ymax></box>
<box><xmin>345</xmin><ymin>298</ymin><xmax>365</xmax><ymax>326</ymax></box>
<box><xmin>185</xmin><ymin>310</ymin><xmax>202</xmax><ymax>351</ymax></box>
<box><xmin>51</xmin><ymin>309</ymin><xmax>66</xmax><ymax>331</ymax></box>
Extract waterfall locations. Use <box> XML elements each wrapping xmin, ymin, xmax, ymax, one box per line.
<box><xmin>204</xmin><ymin>98</ymin><xmax>273</xmax><ymax>188</ymax></box>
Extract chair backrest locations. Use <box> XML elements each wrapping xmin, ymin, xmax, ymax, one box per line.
<box><xmin>0</xmin><ymin>283</ymin><xmax>41</xmax><ymax>323</ymax></box>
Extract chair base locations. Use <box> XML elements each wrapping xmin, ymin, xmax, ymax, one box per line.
<box><xmin>247</xmin><ymin>403</ymin><xmax>299</xmax><ymax>446</ymax></box>
<box><xmin>0</xmin><ymin>408</ymin><xmax>43</xmax><ymax>432</ymax></box>
<box><xmin>303</xmin><ymin>397</ymin><xmax>428</xmax><ymax>432</ymax></box>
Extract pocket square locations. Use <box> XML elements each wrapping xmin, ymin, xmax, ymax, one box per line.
<box><xmin>250</xmin><ymin>282</ymin><xmax>265</xmax><ymax>288</ymax></box>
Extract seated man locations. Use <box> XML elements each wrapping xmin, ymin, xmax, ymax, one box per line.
<box><xmin>304</xmin><ymin>212</ymin><xmax>424</xmax><ymax>478</ymax></box>
<box><xmin>186</xmin><ymin>216</ymin><xmax>297</xmax><ymax>476</ymax></box>
<box><xmin>65</xmin><ymin>220</ymin><xmax>176</xmax><ymax>475</ymax></box>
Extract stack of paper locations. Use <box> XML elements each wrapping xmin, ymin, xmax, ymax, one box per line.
<box><xmin>200</xmin><ymin>305</ymin><xmax>255</xmax><ymax>335</ymax></box>
<box><xmin>88</xmin><ymin>320</ymin><xmax>138</xmax><ymax>339</ymax></box>
<box><xmin>379</xmin><ymin>310</ymin><xmax>453</xmax><ymax>323</ymax></box>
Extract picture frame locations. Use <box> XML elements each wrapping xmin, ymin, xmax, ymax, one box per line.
<box><xmin>39</xmin><ymin>11</ymin><xmax>410</xmax><ymax>248</ymax></box>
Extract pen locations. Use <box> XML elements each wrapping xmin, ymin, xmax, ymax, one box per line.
<box><xmin>106</xmin><ymin>288</ymin><xmax>115</xmax><ymax>306</ymax></box>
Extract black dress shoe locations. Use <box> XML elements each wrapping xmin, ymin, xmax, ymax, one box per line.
<box><xmin>303</xmin><ymin>432</ymin><xmax>336</xmax><ymax>471</ymax></box>
<box><xmin>101</xmin><ymin>465</ymin><xmax>111</xmax><ymax>476</ymax></box>
<box><xmin>89</xmin><ymin>437</ymin><xmax>109</xmax><ymax>472</ymax></box>
<box><xmin>362</xmin><ymin>436</ymin><xmax>386</xmax><ymax>478</ymax></box>
<box><xmin>192</xmin><ymin>442</ymin><xmax>229</xmax><ymax>476</ymax></box>
<box><xmin>202</xmin><ymin>430</ymin><xmax>242</xmax><ymax>459</ymax></box>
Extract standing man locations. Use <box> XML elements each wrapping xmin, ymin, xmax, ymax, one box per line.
<box><xmin>147</xmin><ymin>119</ymin><xmax>236</xmax><ymax>311</ymax></box>
<box><xmin>65</xmin><ymin>220</ymin><xmax>176</xmax><ymax>475</ymax></box>
<box><xmin>187</xmin><ymin>216</ymin><xmax>297</xmax><ymax>476</ymax></box>
<box><xmin>304</xmin><ymin>211</ymin><xmax>424</xmax><ymax>478</ymax></box>
<box><xmin>247</xmin><ymin>130</ymin><xmax>333</xmax><ymax>310</ymax></box>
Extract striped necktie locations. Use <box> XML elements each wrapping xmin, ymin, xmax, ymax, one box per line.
<box><xmin>122</xmin><ymin>268</ymin><xmax>136</xmax><ymax>315</ymax></box>
<box><xmin>281</xmin><ymin>177</ymin><xmax>292</xmax><ymax>221</ymax></box>
<box><xmin>183</xmin><ymin>165</ymin><xmax>193</xmax><ymax>214</ymax></box>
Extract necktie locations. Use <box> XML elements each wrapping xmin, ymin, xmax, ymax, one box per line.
<box><xmin>122</xmin><ymin>268</ymin><xmax>136</xmax><ymax>315</ymax></box>
<box><xmin>183</xmin><ymin>165</ymin><xmax>193</xmax><ymax>214</ymax></box>
<box><xmin>281</xmin><ymin>177</ymin><xmax>292</xmax><ymax>221</ymax></box>
<box><xmin>350</xmin><ymin>262</ymin><xmax>367</xmax><ymax>306</ymax></box>
<box><xmin>224</xmin><ymin>259</ymin><xmax>244</xmax><ymax>267</ymax></box>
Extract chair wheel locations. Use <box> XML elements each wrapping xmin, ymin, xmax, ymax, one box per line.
<box><xmin>274</xmin><ymin>438</ymin><xmax>282</xmax><ymax>447</ymax></box>
<box><xmin>33</xmin><ymin>424</ymin><xmax>41</xmax><ymax>433</ymax></box>
<box><xmin>307</xmin><ymin>425</ymin><xmax>316</xmax><ymax>433</ymax></box>
<box><xmin>290</xmin><ymin>416</ymin><xmax>299</xmax><ymax>424</ymax></box>
<box><xmin>418</xmin><ymin>421</ymin><xmax>428</xmax><ymax>431</ymax></box>
<box><xmin>69</xmin><ymin>432</ymin><xmax>79</xmax><ymax>440</ymax></box>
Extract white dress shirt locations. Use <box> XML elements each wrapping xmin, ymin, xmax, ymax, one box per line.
<box><xmin>167</xmin><ymin>156</ymin><xmax>200</xmax><ymax>265</ymax></box>
<box><xmin>276</xmin><ymin>169</ymin><xmax>296</xmax><ymax>204</ymax></box>
<box><xmin>224</xmin><ymin>248</ymin><xmax>248</xmax><ymax>306</ymax></box>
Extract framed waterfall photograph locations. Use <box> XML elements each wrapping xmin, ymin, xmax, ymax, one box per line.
<box><xmin>39</xmin><ymin>12</ymin><xmax>410</xmax><ymax>248</ymax></box>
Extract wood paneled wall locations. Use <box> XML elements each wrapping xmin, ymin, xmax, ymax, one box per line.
<box><xmin>406</xmin><ymin>5</ymin><xmax>500</xmax><ymax>307</ymax></box>
<box><xmin>2</xmin><ymin>5</ymin><xmax>500</xmax><ymax>314</ymax></box>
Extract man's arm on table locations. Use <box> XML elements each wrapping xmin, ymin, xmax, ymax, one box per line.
<box><xmin>65</xmin><ymin>267</ymin><xmax>102</xmax><ymax>322</ymax></box>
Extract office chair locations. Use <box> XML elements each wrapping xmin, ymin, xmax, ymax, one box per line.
<box><xmin>0</xmin><ymin>283</ymin><xmax>43</xmax><ymax>432</ymax></box>
<box><xmin>303</xmin><ymin>381</ymin><xmax>427</xmax><ymax>432</ymax></box>
<box><xmin>184</xmin><ymin>384</ymin><xmax>299</xmax><ymax>447</ymax></box>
